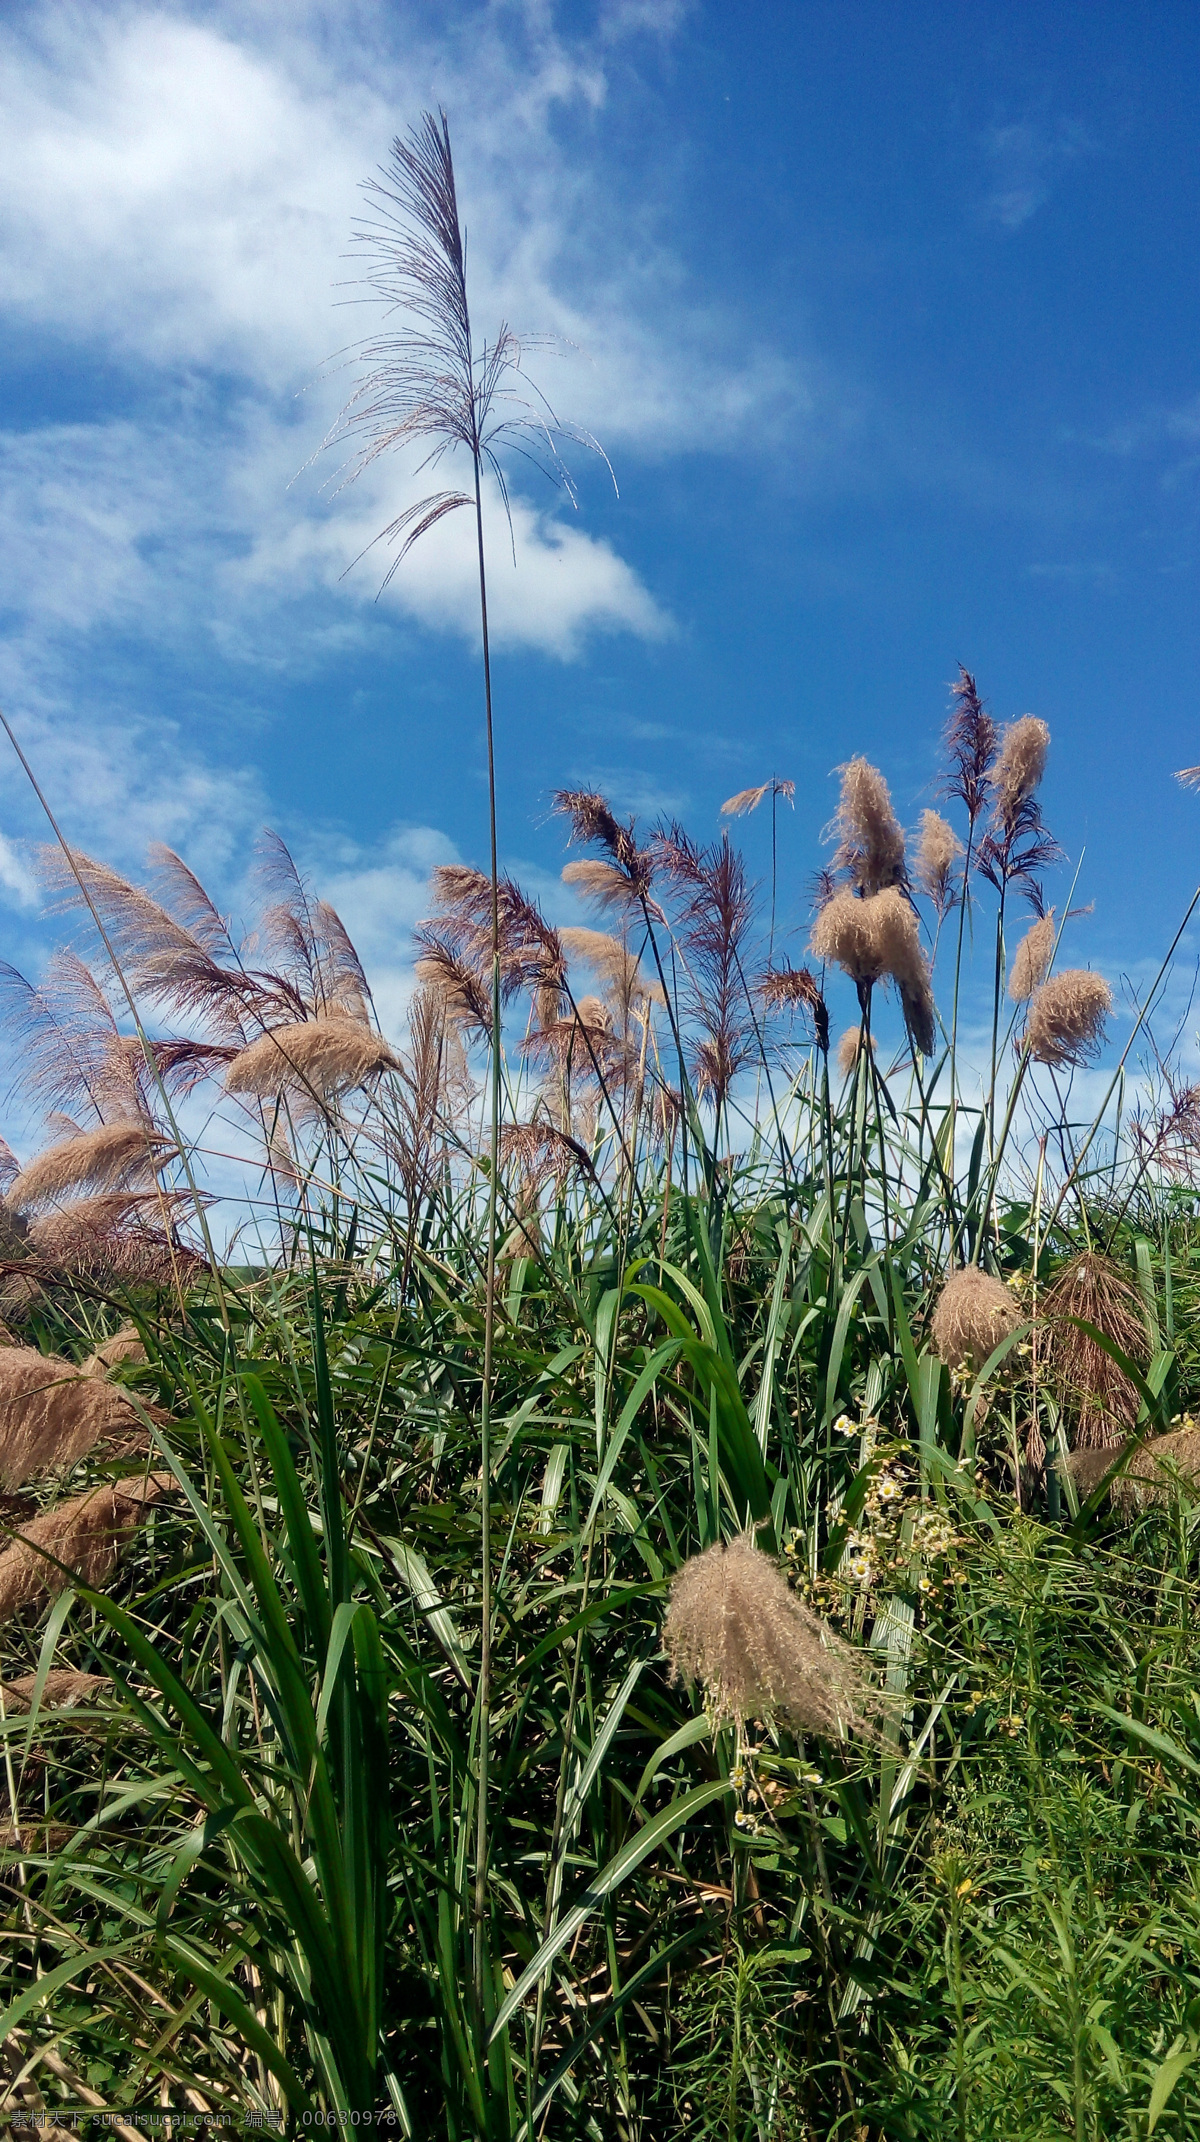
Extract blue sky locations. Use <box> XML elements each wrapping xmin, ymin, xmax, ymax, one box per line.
<box><xmin>2</xmin><ymin>0</ymin><xmax>1200</xmax><ymax>1045</ymax></box>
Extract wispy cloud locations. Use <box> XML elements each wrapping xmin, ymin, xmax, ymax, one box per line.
<box><xmin>981</xmin><ymin>115</ymin><xmax>1093</xmax><ymax>231</ymax></box>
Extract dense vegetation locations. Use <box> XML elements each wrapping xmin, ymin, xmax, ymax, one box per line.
<box><xmin>0</xmin><ymin>665</ymin><xmax>1198</xmax><ymax>2141</ymax></box>
<box><xmin>3</xmin><ymin>108</ymin><xmax>1200</xmax><ymax>2142</ymax></box>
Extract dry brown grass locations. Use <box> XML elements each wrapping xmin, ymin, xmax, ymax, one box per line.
<box><xmin>0</xmin><ymin>1346</ymin><xmax>142</xmax><ymax>1490</ymax></box>
<box><xmin>0</xmin><ymin>1474</ymin><xmax>173</xmax><ymax>1621</ymax></box>
<box><xmin>930</xmin><ymin>1267</ymin><xmax>1021</xmax><ymax>1373</ymax></box>
<box><xmin>663</xmin><ymin>1533</ymin><xmax>875</xmax><ymax>1736</ymax></box>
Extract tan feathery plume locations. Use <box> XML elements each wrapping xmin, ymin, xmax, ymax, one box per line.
<box><xmin>992</xmin><ymin>716</ymin><xmax>1050</xmax><ymax>834</ymax></box>
<box><xmin>559</xmin><ymin>927</ymin><xmax>664</xmax><ymax>1006</ymax></box>
<box><xmin>9</xmin><ymin>1125</ymin><xmax>175</xmax><ymax>1212</ymax></box>
<box><xmin>0</xmin><ymin>1669</ymin><xmax>108</xmax><ymax>1712</ymax></box>
<box><xmin>810</xmin><ymin>889</ymin><xmax>888</xmax><ymax>982</ymax></box>
<box><xmin>721</xmin><ymin>777</ymin><xmax>794</xmax><ymax>819</ymax></box>
<box><xmin>831</xmin><ymin>758</ymin><xmax>906</xmax><ymax>895</ymax></box>
<box><xmin>560</xmin><ymin>857</ymin><xmax>650</xmax><ymax>918</ymax></box>
<box><xmin>914</xmin><ymin>809</ymin><xmax>963</xmax><ymax>914</ymax></box>
<box><xmin>0</xmin><ymin>1474</ymin><xmax>173</xmax><ymax>1621</ymax></box>
<box><xmin>1043</xmin><ymin>1251</ymin><xmax>1148</xmax><ymax>1451</ymax></box>
<box><xmin>1009</xmin><ymin>911</ymin><xmax>1056</xmax><ymax>1003</ymax></box>
<box><xmin>413</xmin><ymin>939</ymin><xmax>492</xmax><ymax>1038</ymax></box>
<box><xmin>1026</xmin><ymin>971</ymin><xmax>1111</xmax><ymax>1068</ymax></box>
<box><xmin>811</xmin><ymin>890</ymin><xmax>935</xmax><ymax>1055</ymax></box>
<box><xmin>721</xmin><ymin>784</ymin><xmax>770</xmax><ymax>818</ymax></box>
<box><xmin>0</xmin><ymin>1344</ymin><xmax>144</xmax><ymax>1489</ymax></box>
<box><xmin>663</xmin><ymin>1533</ymin><xmax>875</xmax><ymax>1736</ymax></box>
<box><xmin>758</xmin><ymin>966</ymin><xmax>829</xmax><ymax>1051</ymax></box>
<box><xmin>835</xmin><ymin>1025</ymin><xmax>874</xmax><ymax>1080</ymax></box>
<box><xmin>1069</xmin><ymin>1425</ymin><xmax>1200</xmax><ymax>1511</ymax></box>
<box><xmin>930</xmin><ymin>1267</ymin><xmax>1021</xmax><ymax>1373</ymax></box>
<box><xmin>27</xmin><ymin>1193</ymin><xmax>195</xmax><ymax>1286</ymax></box>
<box><xmin>82</xmin><ymin>1330</ymin><xmax>147</xmax><ymax>1379</ymax></box>
<box><xmin>871</xmin><ymin>891</ymin><xmax>936</xmax><ymax>1056</ymax></box>
<box><xmin>224</xmin><ymin>1018</ymin><xmax>397</xmax><ymax>1099</ymax></box>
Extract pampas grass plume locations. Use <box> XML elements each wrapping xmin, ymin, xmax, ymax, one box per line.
<box><xmin>1027</xmin><ymin>971</ymin><xmax>1111</xmax><ymax>1068</ymax></box>
<box><xmin>0</xmin><ymin>1346</ymin><xmax>142</xmax><ymax>1489</ymax></box>
<box><xmin>83</xmin><ymin>1330</ymin><xmax>147</xmax><ymax>1378</ymax></box>
<box><xmin>832</xmin><ymin>758</ymin><xmax>906</xmax><ymax>895</ymax></box>
<box><xmin>225</xmin><ymin>1018</ymin><xmax>397</xmax><ymax>1099</ymax></box>
<box><xmin>1</xmin><ymin>1669</ymin><xmax>108</xmax><ymax>1712</ymax></box>
<box><xmin>914</xmin><ymin>810</ymin><xmax>963</xmax><ymax>914</ymax></box>
<box><xmin>663</xmin><ymin>1533</ymin><xmax>874</xmax><ymax>1736</ymax></box>
<box><xmin>835</xmin><ymin>1026</ymin><xmax>873</xmax><ymax>1080</ymax></box>
<box><xmin>993</xmin><ymin>716</ymin><xmax>1050</xmax><ymax>831</ymax></box>
<box><xmin>0</xmin><ymin>1474</ymin><xmax>172</xmax><ymax>1621</ymax></box>
<box><xmin>1009</xmin><ymin>912</ymin><xmax>1056</xmax><ymax>1003</ymax></box>
<box><xmin>9</xmin><ymin>1125</ymin><xmax>173</xmax><ymax>1212</ymax></box>
<box><xmin>930</xmin><ymin>1267</ymin><xmax>1020</xmax><ymax>1372</ymax></box>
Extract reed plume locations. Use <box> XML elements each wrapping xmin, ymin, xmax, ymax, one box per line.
<box><xmin>930</xmin><ymin>1267</ymin><xmax>1020</xmax><ymax>1373</ymax></box>
<box><xmin>27</xmin><ymin>1193</ymin><xmax>198</xmax><ymax>1287</ymax></box>
<box><xmin>809</xmin><ymin>889</ymin><xmax>887</xmax><ymax>983</ymax></box>
<box><xmin>0</xmin><ymin>1669</ymin><xmax>108</xmax><ymax>1712</ymax></box>
<box><xmin>1009</xmin><ymin>911</ymin><xmax>1056</xmax><ymax>1002</ymax></box>
<box><xmin>831</xmin><ymin>758</ymin><xmax>907</xmax><ymax>895</ymax></box>
<box><xmin>1026</xmin><ymin>971</ymin><xmax>1111</xmax><ymax>1068</ymax></box>
<box><xmin>82</xmin><ymin>1330</ymin><xmax>147</xmax><ymax>1378</ymax></box>
<box><xmin>810</xmin><ymin>889</ymin><xmax>935</xmax><ymax>1056</ymax></box>
<box><xmin>991</xmin><ymin>717</ymin><xmax>1050</xmax><ymax>835</ymax></box>
<box><xmin>0</xmin><ymin>1345</ymin><xmax>142</xmax><ymax>1488</ymax></box>
<box><xmin>224</xmin><ymin>1019</ymin><xmax>397</xmax><ymax>1100</ymax></box>
<box><xmin>554</xmin><ymin>793</ymin><xmax>659</xmax><ymax>917</ymax></box>
<box><xmin>0</xmin><ymin>1474</ymin><xmax>173</xmax><ymax>1621</ymax></box>
<box><xmin>9</xmin><ymin>1125</ymin><xmax>174</xmax><ymax>1212</ymax></box>
<box><xmin>1069</xmin><ymin>1424</ymin><xmax>1200</xmax><ymax>1510</ymax></box>
<box><xmin>942</xmin><ymin>666</ymin><xmax>996</xmax><ymax>825</ymax></box>
<box><xmin>663</xmin><ymin>1533</ymin><xmax>875</xmax><ymax>1736</ymax></box>
<box><xmin>835</xmin><ymin>1026</ymin><xmax>873</xmax><ymax>1080</ymax></box>
<box><xmin>1043</xmin><ymin>1251</ymin><xmax>1148</xmax><ymax>1450</ymax></box>
<box><xmin>413</xmin><ymin>935</ymin><xmax>492</xmax><ymax>1039</ymax></box>
<box><xmin>721</xmin><ymin>778</ymin><xmax>794</xmax><ymax>819</ymax></box>
<box><xmin>653</xmin><ymin>826</ymin><xmax>756</xmax><ymax>1117</ymax></box>
<box><xmin>758</xmin><ymin>966</ymin><xmax>829</xmax><ymax>1052</ymax></box>
<box><xmin>914</xmin><ymin>809</ymin><xmax>963</xmax><ymax>915</ymax></box>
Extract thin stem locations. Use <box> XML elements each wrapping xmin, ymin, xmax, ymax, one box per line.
<box><xmin>472</xmin><ymin>450</ymin><xmax>499</xmax><ymax>2027</ymax></box>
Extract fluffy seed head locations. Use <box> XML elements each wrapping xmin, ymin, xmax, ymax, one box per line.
<box><xmin>663</xmin><ymin>1533</ymin><xmax>875</xmax><ymax>1736</ymax></box>
<box><xmin>835</xmin><ymin>1025</ymin><xmax>874</xmax><ymax>1080</ymax></box>
<box><xmin>225</xmin><ymin>1018</ymin><xmax>397</xmax><ymax>1098</ymax></box>
<box><xmin>1044</xmin><ymin>1252</ymin><xmax>1148</xmax><ymax>1451</ymax></box>
<box><xmin>0</xmin><ymin>1669</ymin><xmax>108</xmax><ymax>1712</ymax></box>
<box><xmin>1027</xmin><ymin>971</ymin><xmax>1111</xmax><ymax>1068</ymax></box>
<box><xmin>831</xmin><ymin>758</ymin><xmax>906</xmax><ymax>895</ymax></box>
<box><xmin>810</xmin><ymin>890</ymin><xmax>887</xmax><ymax>982</ymax></box>
<box><xmin>0</xmin><ymin>1474</ymin><xmax>173</xmax><ymax>1621</ymax></box>
<box><xmin>82</xmin><ymin>1330</ymin><xmax>147</xmax><ymax>1379</ymax></box>
<box><xmin>992</xmin><ymin>716</ymin><xmax>1050</xmax><ymax>834</ymax></box>
<box><xmin>9</xmin><ymin>1126</ymin><xmax>174</xmax><ymax>1213</ymax></box>
<box><xmin>930</xmin><ymin>1267</ymin><xmax>1021</xmax><ymax>1373</ymax></box>
<box><xmin>1069</xmin><ymin>1425</ymin><xmax>1200</xmax><ymax>1511</ymax></box>
<box><xmin>1009</xmin><ymin>912</ymin><xmax>1056</xmax><ymax>1003</ymax></box>
<box><xmin>914</xmin><ymin>810</ymin><xmax>963</xmax><ymax>914</ymax></box>
<box><xmin>0</xmin><ymin>1345</ymin><xmax>143</xmax><ymax>1489</ymax></box>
